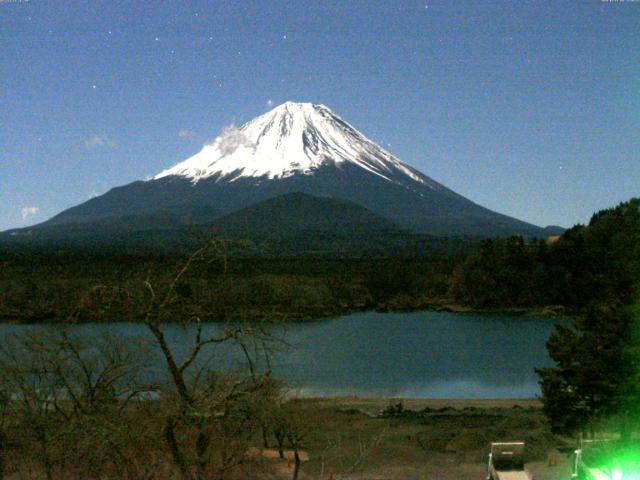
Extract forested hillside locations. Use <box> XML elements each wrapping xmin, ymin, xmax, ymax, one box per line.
<box><xmin>1</xmin><ymin>198</ymin><xmax>637</xmax><ymax>323</ymax></box>
<box><xmin>450</xmin><ymin>198</ymin><xmax>640</xmax><ymax>311</ymax></box>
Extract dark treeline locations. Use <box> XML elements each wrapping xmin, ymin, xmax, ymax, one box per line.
<box><xmin>1</xmin><ymin>198</ymin><xmax>638</xmax><ymax>323</ymax></box>
<box><xmin>0</xmin><ymin>248</ymin><xmax>459</xmax><ymax>323</ymax></box>
<box><xmin>450</xmin><ymin>198</ymin><xmax>640</xmax><ymax>312</ymax></box>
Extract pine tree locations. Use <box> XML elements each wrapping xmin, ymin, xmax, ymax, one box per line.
<box><xmin>536</xmin><ymin>199</ymin><xmax>640</xmax><ymax>438</ymax></box>
<box><xmin>537</xmin><ymin>303</ymin><xmax>639</xmax><ymax>438</ymax></box>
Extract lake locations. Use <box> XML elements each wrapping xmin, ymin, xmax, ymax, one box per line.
<box><xmin>0</xmin><ymin>311</ymin><xmax>556</xmax><ymax>399</ymax></box>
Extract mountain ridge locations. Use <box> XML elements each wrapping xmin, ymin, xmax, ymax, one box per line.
<box><xmin>9</xmin><ymin>101</ymin><xmax>553</xmax><ymax>240</ymax></box>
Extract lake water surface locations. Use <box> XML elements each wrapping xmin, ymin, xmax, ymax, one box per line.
<box><xmin>0</xmin><ymin>311</ymin><xmax>556</xmax><ymax>399</ymax></box>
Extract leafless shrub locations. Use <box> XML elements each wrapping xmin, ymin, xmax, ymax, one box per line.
<box><xmin>0</xmin><ymin>329</ymin><xmax>152</xmax><ymax>478</ymax></box>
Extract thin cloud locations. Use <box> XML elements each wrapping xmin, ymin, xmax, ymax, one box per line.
<box><xmin>21</xmin><ymin>206</ymin><xmax>39</xmax><ymax>221</ymax></box>
<box><xmin>85</xmin><ymin>135</ymin><xmax>116</xmax><ymax>149</ymax></box>
<box><xmin>178</xmin><ymin>129</ymin><xmax>195</xmax><ymax>139</ymax></box>
<box><xmin>266</xmin><ymin>99</ymin><xmax>274</xmax><ymax>108</ymax></box>
<box><xmin>208</xmin><ymin>124</ymin><xmax>254</xmax><ymax>156</ymax></box>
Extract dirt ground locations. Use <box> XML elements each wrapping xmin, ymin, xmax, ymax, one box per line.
<box><xmin>261</xmin><ymin>397</ymin><xmax>573</xmax><ymax>480</ymax></box>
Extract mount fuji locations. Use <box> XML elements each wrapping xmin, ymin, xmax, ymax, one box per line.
<box><xmin>11</xmin><ymin>102</ymin><xmax>551</xmax><ymax>243</ymax></box>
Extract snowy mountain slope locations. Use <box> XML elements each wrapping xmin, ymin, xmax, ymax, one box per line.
<box><xmin>23</xmin><ymin>101</ymin><xmax>547</xmax><ymax>238</ymax></box>
<box><xmin>154</xmin><ymin>101</ymin><xmax>435</xmax><ymax>189</ymax></box>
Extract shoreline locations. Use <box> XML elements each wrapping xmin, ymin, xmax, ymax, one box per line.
<box><xmin>0</xmin><ymin>303</ymin><xmax>569</xmax><ymax>324</ymax></box>
<box><xmin>378</xmin><ymin>300</ymin><xmax>569</xmax><ymax>318</ymax></box>
<box><xmin>297</xmin><ymin>396</ymin><xmax>542</xmax><ymax>415</ymax></box>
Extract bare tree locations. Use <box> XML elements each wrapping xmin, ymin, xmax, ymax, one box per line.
<box><xmin>141</xmin><ymin>239</ymin><xmax>283</xmax><ymax>480</ymax></box>
<box><xmin>270</xmin><ymin>400</ymin><xmax>313</xmax><ymax>480</ymax></box>
<box><xmin>315</xmin><ymin>425</ymin><xmax>387</xmax><ymax>480</ymax></box>
<box><xmin>0</xmin><ymin>329</ymin><xmax>151</xmax><ymax>479</ymax></box>
<box><xmin>0</xmin><ymin>239</ymin><xmax>286</xmax><ymax>479</ymax></box>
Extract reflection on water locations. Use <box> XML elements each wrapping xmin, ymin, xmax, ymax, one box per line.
<box><xmin>0</xmin><ymin>311</ymin><xmax>555</xmax><ymax>399</ymax></box>
<box><xmin>275</xmin><ymin>311</ymin><xmax>554</xmax><ymax>398</ymax></box>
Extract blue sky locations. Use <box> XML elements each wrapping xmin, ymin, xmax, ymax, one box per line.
<box><xmin>1</xmin><ymin>0</ymin><xmax>638</xmax><ymax>231</ymax></box>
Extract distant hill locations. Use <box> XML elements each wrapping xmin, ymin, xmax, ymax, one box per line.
<box><xmin>542</xmin><ymin>225</ymin><xmax>566</xmax><ymax>236</ymax></box>
<box><xmin>204</xmin><ymin>192</ymin><xmax>436</xmax><ymax>257</ymax></box>
<box><xmin>0</xmin><ymin>192</ymin><xmax>478</xmax><ymax>258</ymax></box>
<box><xmin>208</xmin><ymin>192</ymin><xmax>400</xmax><ymax>239</ymax></box>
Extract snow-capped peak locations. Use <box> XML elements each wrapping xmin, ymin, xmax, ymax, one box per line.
<box><xmin>153</xmin><ymin>101</ymin><xmax>431</xmax><ymax>187</ymax></box>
